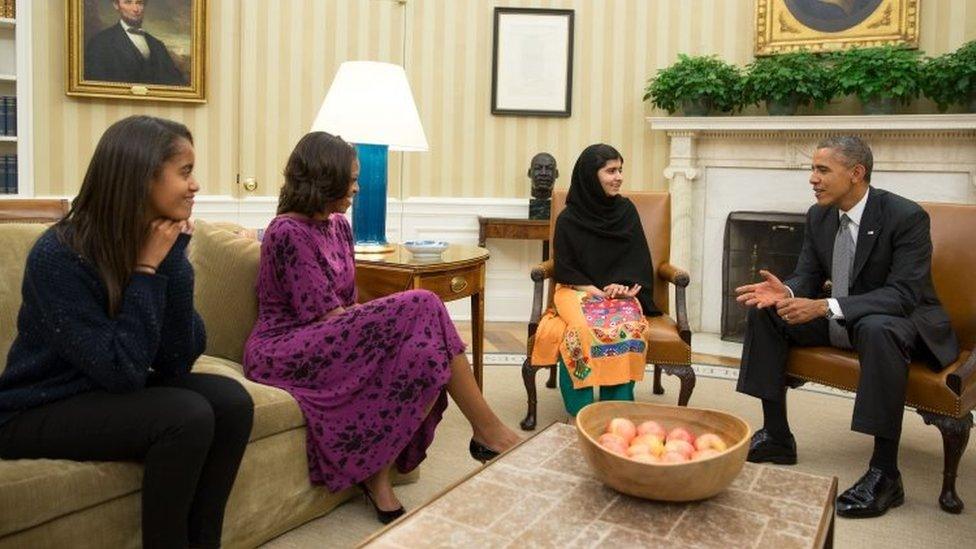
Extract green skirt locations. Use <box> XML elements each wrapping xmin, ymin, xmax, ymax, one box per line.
<box><xmin>558</xmin><ymin>356</ymin><xmax>635</xmax><ymax>416</ymax></box>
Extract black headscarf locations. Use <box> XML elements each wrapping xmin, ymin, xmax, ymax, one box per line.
<box><xmin>553</xmin><ymin>144</ymin><xmax>661</xmax><ymax>316</ymax></box>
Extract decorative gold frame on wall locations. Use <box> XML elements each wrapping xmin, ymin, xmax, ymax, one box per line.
<box><xmin>66</xmin><ymin>0</ymin><xmax>207</xmax><ymax>103</ymax></box>
<box><xmin>755</xmin><ymin>0</ymin><xmax>919</xmax><ymax>56</ymax></box>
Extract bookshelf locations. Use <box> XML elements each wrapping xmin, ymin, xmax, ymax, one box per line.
<box><xmin>0</xmin><ymin>0</ymin><xmax>32</xmax><ymax>196</ymax></box>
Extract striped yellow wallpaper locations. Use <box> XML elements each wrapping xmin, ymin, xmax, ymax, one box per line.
<box><xmin>31</xmin><ymin>0</ymin><xmax>976</xmax><ymax>199</ymax></box>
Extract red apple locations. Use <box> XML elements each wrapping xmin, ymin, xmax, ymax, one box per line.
<box><xmin>626</xmin><ymin>444</ymin><xmax>653</xmax><ymax>457</ymax></box>
<box><xmin>630</xmin><ymin>434</ymin><xmax>665</xmax><ymax>456</ymax></box>
<box><xmin>606</xmin><ymin>417</ymin><xmax>637</xmax><ymax>443</ymax></box>
<box><xmin>667</xmin><ymin>427</ymin><xmax>696</xmax><ymax>445</ymax></box>
<box><xmin>694</xmin><ymin>433</ymin><xmax>727</xmax><ymax>452</ymax></box>
<box><xmin>664</xmin><ymin>439</ymin><xmax>695</xmax><ymax>459</ymax></box>
<box><xmin>600</xmin><ymin>439</ymin><xmax>628</xmax><ymax>455</ymax></box>
<box><xmin>598</xmin><ymin>432</ymin><xmax>627</xmax><ymax>447</ymax></box>
<box><xmin>636</xmin><ymin>420</ymin><xmax>667</xmax><ymax>440</ymax></box>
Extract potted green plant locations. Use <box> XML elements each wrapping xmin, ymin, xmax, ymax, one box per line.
<box><xmin>741</xmin><ymin>51</ymin><xmax>837</xmax><ymax>115</ymax></box>
<box><xmin>834</xmin><ymin>46</ymin><xmax>922</xmax><ymax>114</ymax></box>
<box><xmin>643</xmin><ymin>54</ymin><xmax>742</xmax><ymax>115</ymax></box>
<box><xmin>921</xmin><ymin>40</ymin><xmax>976</xmax><ymax>112</ymax></box>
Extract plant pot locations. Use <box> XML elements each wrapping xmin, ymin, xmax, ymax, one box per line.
<box><xmin>680</xmin><ymin>97</ymin><xmax>712</xmax><ymax>116</ymax></box>
<box><xmin>861</xmin><ymin>96</ymin><xmax>896</xmax><ymax>115</ymax></box>
<box><xmin>766</xmin><ymin>94</ymin><xmax>799</xmax><ymax>116</ymax></box>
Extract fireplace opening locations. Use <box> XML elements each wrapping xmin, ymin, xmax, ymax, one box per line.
<box><xmin>721</xmin><ymin>212</ymin><xmax>806</xmax><ymax>342</ymax></box>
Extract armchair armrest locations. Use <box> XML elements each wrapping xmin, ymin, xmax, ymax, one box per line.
<box><xmin>526</xmin><ymin>259</ymin><xmax>555</xmax><ymax>342</ymax></box>
<box><xmin>530</xmin><ymin>259</ymin><xmax>555</xmax><ymax>283</ymax></box>
<box><xmin>657</xmin><ymin>262</ymin><xmax>691</xmax><ymax>345</ymax></box>
<box><xmin>947</xmin><ymin>346</ymin><xmax>976</xmax><ymax>396</ymax></box>
<box><xmin>657</xmin><ymin>263</ymin><xmax>690</xmax><ymax>287</ymax></box>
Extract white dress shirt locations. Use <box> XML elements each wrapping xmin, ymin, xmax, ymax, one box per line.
<box><xmin>120</xmin><ymin>20</ymin><xmax>151</xmax><ymax>60</ymax></box>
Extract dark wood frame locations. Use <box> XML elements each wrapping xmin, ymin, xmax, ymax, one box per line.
<box><xmin>491</xmin><ymin>7</ymin><xmax>574</xmax><ymax>117</ymax></box>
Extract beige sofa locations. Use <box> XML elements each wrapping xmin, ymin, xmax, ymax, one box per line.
<box><xmin>0</xmin><ymin>219</ymin><xmax>415</xmax><ymax>547</ymax></box>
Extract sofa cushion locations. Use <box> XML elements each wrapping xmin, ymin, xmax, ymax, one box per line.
<box><xmin>191</xmin><ymin>355</ymin><xmax>306</xmax><ymax>441</ymax></box>
<box><xmin>0</xmin><ymin>354</ymin><xmax>306</xmax><ymax>537</ymax></box>
<box><xmin>187</xmin><ymin>220</ymin><xmax>261</xmax><ymax>364</ymax></box>
<box><xmin>0</xmin><ymin>223</ymin><xmax>49</xmax><ymax>376</ymax></box>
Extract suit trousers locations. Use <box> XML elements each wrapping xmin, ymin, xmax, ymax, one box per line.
<box><xmin>736</xmin><ymin>306</ymin><xmax>919</xmax><ymax>440</ymax></box>
<box><xmin>0</xmin><ymin>373</ymin><xmax>253</xmax><ymax>549</ymax></box>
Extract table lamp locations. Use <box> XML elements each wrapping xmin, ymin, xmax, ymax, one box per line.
<box><xmin>311</xmin><ymin>61</ymin><xmax>428</xmax><ymax>253</ymax></box>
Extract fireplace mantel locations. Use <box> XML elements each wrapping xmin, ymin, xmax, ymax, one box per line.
<box><xmin>646</xmin><ymin>114</ymin><xmax>976</xmax><ymax>333</ymax></box>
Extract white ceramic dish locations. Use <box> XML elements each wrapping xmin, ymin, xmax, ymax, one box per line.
<box><xmin>403</xmin><ymin>240</ymin><xmax>449</xmax><ymax>259</ymax></box>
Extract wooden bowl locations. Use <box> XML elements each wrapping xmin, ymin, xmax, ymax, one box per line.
<box><xmin>576</xmin><ymin>401</ymin><xmax>751</xmax><ymax>501</ymax></box>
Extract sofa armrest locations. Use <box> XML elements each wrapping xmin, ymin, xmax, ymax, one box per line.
<box><xmin>947</xmin><ymin>346</ymin><xmax>976</xmax><ymax>396</ymax></box>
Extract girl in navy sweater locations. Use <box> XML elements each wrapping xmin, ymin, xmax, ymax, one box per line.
<box><xmin>0</xmin><ymin>116</ymin><xmax>253</xmax><ymax>549</ymax></box>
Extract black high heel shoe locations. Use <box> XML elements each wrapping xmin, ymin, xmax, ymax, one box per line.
<box><xmin>469</xmin><ymin>439</ymin><xmax>500</xmax><ymax>463</ymax></box>
<box><xmin>356</xmin><ymin>482</ymin><xmax>405</xmax><ymax>524</ymax></box>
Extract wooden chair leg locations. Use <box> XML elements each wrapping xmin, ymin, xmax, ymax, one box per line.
<box><xmin>520</xmin><ymin>359</ymin><xmax>540</xmax><ymax>431</ymax></box>
<box><xmin>652</xmin><ymin>365</ymin><xmax>664</xmax><ymax>395</ymax></box>
<box><xmin>545</xmin><ymin>365</ymin><xmax>557</xmax><ymax>388</ymax></box>
<box><xmin>918</xmin><ymin>410</ymin><xmax>973</xmax><ymax>513</ymax></box>
<box><xmin>660</xmin><ymin>364</ymin><xmax>696</xmax><ymax>406</ymax></box>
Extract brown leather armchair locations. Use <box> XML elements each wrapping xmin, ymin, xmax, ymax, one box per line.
<box><xmin>785</xmin><ymin>202</ymin><xmax>976</xmax><ymax>514</ymax></box>
<box><xmin>520</xmin><ymin>190</ymin><xmax>693</xmax><ymax>430</ymax></box>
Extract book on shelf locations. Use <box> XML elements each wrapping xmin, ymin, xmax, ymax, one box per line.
<box><xmin>1</xmin><ymin>96</ymin><xmax>16</xmax><ymax>136</ymax></box>
<box><xmin>0</xmin><ymin>154</ymin><xmax>17</xmax><ymax>194</ymax></box>
<box><xmin>1</xmin><ymin>0</ymin><xmax>15</xmax><ymax>20</ymax></box>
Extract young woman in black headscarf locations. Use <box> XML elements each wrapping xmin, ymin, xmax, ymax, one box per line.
<box><xmin>531</xmin><ymin>143</ymin><xmax>661</xmax><ymax>416</ymax></box>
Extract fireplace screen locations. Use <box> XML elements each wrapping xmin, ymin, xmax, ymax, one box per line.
<box><xmin>721</xmin><ymin>212</ymin><xmax>806</xmax><ymax>342</ymax></box>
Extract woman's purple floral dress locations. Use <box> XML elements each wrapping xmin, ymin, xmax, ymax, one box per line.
<box><xmin>243</xmin><ymin>214</ymin><xmax>464</xmax><ymax>491</ymax></box>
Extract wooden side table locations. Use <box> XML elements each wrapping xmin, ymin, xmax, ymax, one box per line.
<box><xmin>477</xmin><ymin>217</ymin><xmax>550</xmax><ymax>260</ymax></box>
<box><xmin>354</xmin><ymin>244</ymin><xmax>490</xmax><ymax>391</ymax></box>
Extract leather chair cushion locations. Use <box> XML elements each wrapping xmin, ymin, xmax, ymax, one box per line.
<box><xmin>644</xmin><ymin>314</ymin><xmax>691</xmax><ymax>366</ymax></box>
<box><xmin>787</xmin><ymin>347</ymin><xmax>973</xmax><ymax>418</ymax></box>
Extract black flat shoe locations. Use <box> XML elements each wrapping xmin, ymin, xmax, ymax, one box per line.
<box><xmin>837</xmin><ymin>467</ymin><xmax>904</xmax><ymax>519</ymax></box>
<box><xmin>746</xmin><ymin>428</ymin><xmax>798</xmax><ymax>465</ymax></box>
<box><xmin>469</xmin><ymin>438</ymin><xmax>500</xmax><ymax>463</ymax></box>
<box><xmin>357</xmin><ymin>482</ymin><xmax>405</xmax><ymax>524</ymax></box>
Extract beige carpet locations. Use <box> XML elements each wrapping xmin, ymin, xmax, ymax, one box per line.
<box><xmin>261</xmin><ymin>364</ymin><xmax>976</xmax><ymax>548</ymax></box>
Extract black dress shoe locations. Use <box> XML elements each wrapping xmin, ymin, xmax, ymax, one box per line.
<box><xmin>746</xmin><ymin>428</ymin><xmax>797</xmax><ymax>465</ymax></box>
<box><xmin>837</xmin><ymin>467</ymin><xmax>905</xmax><ymax>518</ymax></box>
<box><xmin>357</xmin><ymin>482</ymin><xmax>406</xmax><ymax>524</ymax></box>
<box><xmin>469</xmin><ymin>438</ymin><xmax>500</xmax><ymax>463</ymax></box>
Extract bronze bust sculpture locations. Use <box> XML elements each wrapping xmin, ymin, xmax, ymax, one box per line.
<box><xmin>528</xmin><ymin>152</ymin><xmax>558</xmax><ymax>220</ymax></box>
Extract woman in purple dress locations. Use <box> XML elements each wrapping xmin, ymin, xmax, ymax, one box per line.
<box><xmin>244</xmin><ymin>132</ymin><xmax>520</xmax><ymax>523</ymax></box>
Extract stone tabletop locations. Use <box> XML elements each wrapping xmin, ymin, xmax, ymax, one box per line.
<box><xmin>360</xmin><ymin>423</ymin><xmax>837</xmax><ymax>548</ymax></box>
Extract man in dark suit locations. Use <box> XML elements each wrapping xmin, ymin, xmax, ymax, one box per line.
<box><xmin>735</xmin><ymin>135</ymin><xmax>959</xmax><ymax>518</ymax></box>
<box><xmin>84</xmin><ymin>0</ymin><xmax>186</xmax><ymax>86</ymax></box>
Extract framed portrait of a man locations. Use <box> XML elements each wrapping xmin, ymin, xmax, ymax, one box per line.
<box><xmin>67</xmin><ymin>0</ymin><xmax>206</xmax><ymax>102</ymax></box>
<box><xmin>755</xmin><ymin>0</ymin><xmax>920</xmax><ymax>55</ymax></box>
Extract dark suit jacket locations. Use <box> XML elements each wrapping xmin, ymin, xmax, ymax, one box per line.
<box><xmin>84</xmin><ymin>23</ymin><xmax>186</xmax><ymax>86</ymax></box>
<box><xmin>785</xmin><ymin>187</ymin><xmax>959</xmax><ymax>369</ymax></box>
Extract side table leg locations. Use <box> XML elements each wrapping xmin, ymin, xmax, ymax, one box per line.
<box><xmin>472</xmin><ymin>290</ymin><xmax>484</xmax><ymax>392</ymax></box>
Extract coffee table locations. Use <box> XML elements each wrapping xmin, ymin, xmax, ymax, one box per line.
<box><xmin>359</xmin><ymin>423</ymin><xmax>837</xmax><ymax>548</ymax></box>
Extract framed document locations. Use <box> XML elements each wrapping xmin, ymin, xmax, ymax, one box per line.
<box><xmin>755</xmin><ymin>0</ymin><xmax>920</xmax><ymax>55</ymax></box>
<box><xmin>491</xmin><ymin>7</ymin><xmax>574</xmax><ymax>117</ymax></box>
<box><xmin>67</xmin><ymin>0</ymin><xmax>207</xmax><ymax>103</ymax></box>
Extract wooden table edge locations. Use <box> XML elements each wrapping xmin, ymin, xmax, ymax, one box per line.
<box><xmin>355</xmin><ymin>421</ymin><xmax>561</xmax><ymax>547</ymax></box>
<box><xmin>814</xmin><ymin>476</ymin><xmax>838</xmax><ymax>548</ymax></box>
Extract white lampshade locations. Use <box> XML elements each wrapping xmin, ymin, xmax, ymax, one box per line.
<box><xmin>311</xmin><ymin>61</ymin><xmax>428</xmax><ymax>152</ymax></box>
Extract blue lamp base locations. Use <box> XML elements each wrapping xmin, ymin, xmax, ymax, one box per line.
<box><xmin>352</xmin><ymin>143</ymin><xmax>394</xmax><ymax>253</ymax></box>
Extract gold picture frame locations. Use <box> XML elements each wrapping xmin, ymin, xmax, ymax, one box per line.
<box><xmin>67</xmin><ymin>0</ymin><xmax>207</xmax><ymax>103</ymax></box>
<box><xmin>755</xmin><ymin>0</ymin><xmax>919</xmax><ymax>56</ymax></box>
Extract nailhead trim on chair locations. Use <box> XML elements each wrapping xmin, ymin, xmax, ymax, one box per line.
<box><xmin>787</xmin><ymin>373</ymin><xmax>961</xmax><ymax>418</ymax></box>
